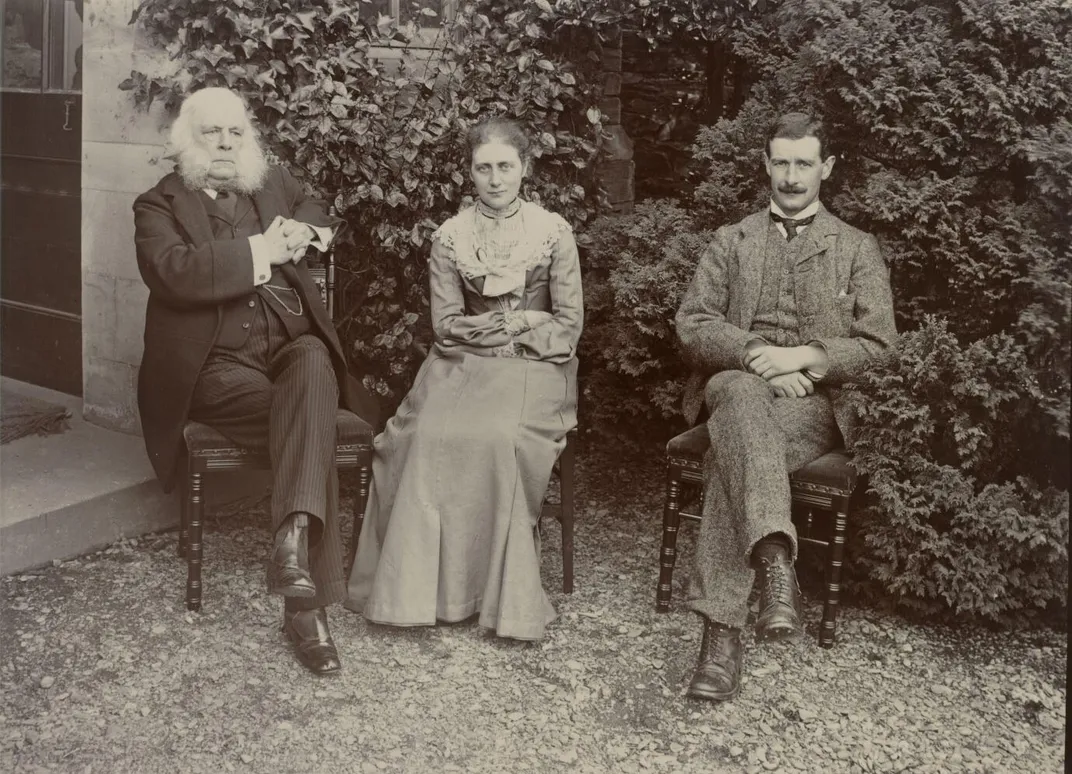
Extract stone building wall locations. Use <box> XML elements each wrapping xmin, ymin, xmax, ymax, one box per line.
<box><xmin>82</xmin><ymin>0</ymin><xmax>173</xmax><ymax>432</ymax></box>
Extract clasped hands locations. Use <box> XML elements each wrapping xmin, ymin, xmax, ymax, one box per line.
<box><xmin>744</xmin><ymin>344</ymin><xmax>824</xmax><ymax>399</ymax></box>
<box><xmin>264</xmin><ymin>216</ymin><xmax>315</xmax><ymax>266</ymax></box>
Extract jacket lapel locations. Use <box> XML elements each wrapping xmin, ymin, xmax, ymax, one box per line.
<box><xmin>253</xmin><ymin>180</ymin><xmax>286</xmax><ymax>232</ymax></box>
<box><xmin>735</xmin><ymin>212</ymin><xmax>768</xmax><ymax>328</ymax></box>
<box><xmin>161</xmin><ymin>174</ymin><xmax>214</xmax><ymax>247</ymax></box>
<box><xmin>794</xmin><ymin>205</ymin><xmax>838</xmax><ymax>268</ymax></box>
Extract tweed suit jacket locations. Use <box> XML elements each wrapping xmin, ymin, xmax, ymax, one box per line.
<box><xmin>676</xmin><ymin>204</ymin><xmax>897</xmax><ymax>445</ymax></box>
<box><xmin>133</xmin><ymin>165</ymin><xmax>378</xmax><ymax>491</ymax></box>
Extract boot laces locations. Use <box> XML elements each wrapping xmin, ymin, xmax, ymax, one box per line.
<box><xmin>763</xmin><ymin>559</ymin><xmax>792</xmax><ymax>607</ymax></box>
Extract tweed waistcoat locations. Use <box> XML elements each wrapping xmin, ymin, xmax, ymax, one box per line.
<box><xmin>204</xmin><ymin>192</ymin><xmax>311</xmax><ymax>349</ymax></box>
<box><xmin>749</xmin><ymin>221</ymin><xmax>806</xmax><ymax>347</ymax></box>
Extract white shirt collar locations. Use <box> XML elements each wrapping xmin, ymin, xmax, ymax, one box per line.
<box><xmin>769</xmin><ymin>199</ymin><xmax>821</xmax><ymax>221</ymax></box>
<box><xmin>202</xmin><ymin>188</ymin><xmax>220</xmax><ymax>199</ymax></box>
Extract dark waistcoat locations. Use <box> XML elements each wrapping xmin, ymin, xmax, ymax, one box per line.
<box><xmin>203</xmin><ymin>191</ymin><xmax>312</xmax><ymax>349</ymax></box>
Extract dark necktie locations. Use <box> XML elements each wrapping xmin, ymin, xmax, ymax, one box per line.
<box><xmin>770</xmin><ymin>211</ymin><xmax>815</xmax><ymax>242</ymax></box>
<box><xmin>215</xmin><ymin>190</ymin><xmax>237</xmax><ymax>221</ymax></box>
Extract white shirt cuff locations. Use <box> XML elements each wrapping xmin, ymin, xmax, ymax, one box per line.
<box><xmin>307</xmin><ymin>225</ymin><xmax>334</xmax><ymax>252</ymax></box>
<box><xmin>249</xmin><ymin>234</ymin><xmax>272</xmax><ymax>285</ymax></box>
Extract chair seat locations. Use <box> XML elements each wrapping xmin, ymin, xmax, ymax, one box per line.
<box><xmin>184</xmin><ymin>408</ymin><xmax>373</xmax><ymax>454</ymax></box>
<box><xmin>666</xmin><ymin>425</ymin><xmax>857</xmax><ymax>495</ymax></box>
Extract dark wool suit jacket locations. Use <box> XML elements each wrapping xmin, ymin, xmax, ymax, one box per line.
<box><xmin>133</xmin><ymin>165</ymin><xmax>378</xmax><ymax>491</ymax></box>
<box><xmin>675</xmin><ymin>205</ymin><xmax>898</xmax><ymax>445</ymax></box>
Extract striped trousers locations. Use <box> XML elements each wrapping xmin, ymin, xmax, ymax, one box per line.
<box><xmin>189</xmin><ymin>302</ymin><xmax>345</xmax><ymax>611</ymax></box>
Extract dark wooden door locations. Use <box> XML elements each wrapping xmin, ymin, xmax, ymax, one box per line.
<box><xmin>1</xmin><ymin>0</ymin><xmax>83</xmax><ymax>395</ymax></box>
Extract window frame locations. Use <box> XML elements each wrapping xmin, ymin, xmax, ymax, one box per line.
<box><xmin>1</xmin><ymin>0</ymin><xmax>82</xmax><ymax>95</ymax></box>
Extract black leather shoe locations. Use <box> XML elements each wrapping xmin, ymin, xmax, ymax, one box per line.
<box><xmin>754</xmin><ymin>544</ymin><xmax>804</xmax><ymax>643</ymax></box>
<box><xmin>282</xmin><ymin>607</ymin><xmax>341</xmax><ymax>676</ymax></box>
<box><xmin>267</xmin><ymin>513</ymin><xmax>316</xmax><ymax>598</ymax></box>
<box><xmin>686</xmin><ymin>618</ymin><xmax>742</xmax><ymax>702</ymax></box>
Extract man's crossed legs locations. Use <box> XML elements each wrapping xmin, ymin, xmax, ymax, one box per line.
<box><xmin>686</xmin><ymin>370</ymin><xmax>840</xmax><ymax>701</ymax></box>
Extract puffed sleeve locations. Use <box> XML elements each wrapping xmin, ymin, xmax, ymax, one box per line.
<box><xmin>429</xmin><ymin>238</ymin><xmax>513</xmax><ymax>350</ymax></box>
<box><xmin>513</xmin><ymin>230</ymin><xmax>583</xmax><ymax>363</ymax></box>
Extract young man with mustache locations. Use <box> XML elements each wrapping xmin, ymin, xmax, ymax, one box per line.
<box><xmin>132</xmin><ymin>87</ymin><xmax>377</xmax><ymax>675</ymax></box>
<box><xmin>675</xmin><ymin>112</ymin><xmax>897</xmax><ymax>701</ymax></box>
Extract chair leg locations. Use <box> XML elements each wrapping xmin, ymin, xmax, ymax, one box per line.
<box><xmin>820</xmin><ymin>508</ymin><xmax>848</xmax><ymax>648</ymax></box>
<box><xmin>657</xmin><ymin>469</ymin><xmax>684</xmax><ymax>613</ymax></box>
<box><xmin>185</xmin><ymin>471</ymin><xmax>205</xmax><ymax>612</ymax></box>
<box><xmin>178</xmin><ymin>476</ymin><xmax>190</xmax><ymax>559</ymax></box>
<box><xmin>559</xmin><ymin>436</ymin><xmax>576</xmax><ymax>595</ymax></box>
<box><xmin>348</xmin><ymin>464</ymin><xmax>371</xmax><ymax>570</ymax></box>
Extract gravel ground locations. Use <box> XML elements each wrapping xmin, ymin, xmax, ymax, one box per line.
<box><xmin>1</xmin><ymin>452</ymin><xmax>1066</xmax><ymax>774</ymax></box>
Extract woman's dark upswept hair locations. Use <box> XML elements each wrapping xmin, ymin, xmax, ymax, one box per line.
<box><xmin>466</xmin><ymin>117</ymin><xmax>532</xmax><ymax>163</ymax></box>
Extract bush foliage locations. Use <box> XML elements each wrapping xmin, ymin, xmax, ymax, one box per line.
<box><xmin>585</xmin><ymin>0</ymin><xmax>1069</xmax><ymax>620</ymax></box>
<box><xmin>124</xmin><ymin>0</ymin><xmax>610</xmax><ymax>404</ymax></box>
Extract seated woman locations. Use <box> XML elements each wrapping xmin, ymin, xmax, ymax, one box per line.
<box><xmin>344</xmin><ymin>117</ymin><xmax>583</xmax><ymax>641</ymax></box>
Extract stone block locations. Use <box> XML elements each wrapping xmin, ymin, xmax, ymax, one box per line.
<box><xmin>602</xmin><ymin>125</ymin><xmax>634</xmax><ymax>162</ymax></box>
<box><xmin>82</xmin><ymin>272</ymin><xmax>117</xmax><ymax>361</ymax></box>
<box><xmin>599</xmin><ymin>97</ymin><xmax>622</xmax><ymax>125</ymax></box>
<box><xmin>602</xmin><ymin>72</ymin><xmax>622</xmax><ymax>97</ymax></box>
<box><xmin>83</xmin><ymin>357</ymin><xmax>139</xmax><ymax>435</ymax></box>
<box><xmin>597</xmin><ymin>159</ymin><xmax>635</xmax><ymax>206</ymax></box>
<box><xmin>114</xmin><ymin>278</ymin><xmax>148</xmax><ymax>366</ymax></box>
<box><xmin>603</xmin><ymin>48</ymin><xmax>622</xmax><ymax>73</ymax></box>
<box><xmin>83</xmin><ymin>141</ymin><xmax>166</xmax><ymax>195</ymax></box>
<box><xmin>82</xmin><ymin>187</ymin><xmax>144</xmax><ymax>283</ymax></box>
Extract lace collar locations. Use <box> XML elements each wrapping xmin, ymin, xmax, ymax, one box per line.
<box><xmin>434</xmin><ymin>200</ymin><xmax>571</xmax><ymax>297</ymax></box>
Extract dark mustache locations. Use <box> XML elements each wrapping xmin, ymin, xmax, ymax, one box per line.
<box><xmin>778</xmin><ymin>185</ymin><xmax>807</xmax><ymax>194</ymax></box>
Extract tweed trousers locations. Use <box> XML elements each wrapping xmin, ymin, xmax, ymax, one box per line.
<box><xmin>189</xmin><ymin>302</ymin><xmax>345</xmax><ymax>611</ymax></box>
<box><xmin>687</xmin><ymin>370</ymin><xmax>840</xmax><ymax>628</ymax></box>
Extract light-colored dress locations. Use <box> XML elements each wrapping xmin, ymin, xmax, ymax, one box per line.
<box><xmin>344</xmin><ymin>199</ymin><xmax>583</xmax><ymax>640</ymax></box>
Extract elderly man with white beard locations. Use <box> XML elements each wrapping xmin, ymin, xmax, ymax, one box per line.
<box><xmin>133</xmin><ymin>87</ymin><xmax>378</xmax><ymax>675</ymax></box>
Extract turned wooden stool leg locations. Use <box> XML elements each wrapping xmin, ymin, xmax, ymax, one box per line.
<box><xmin>820</xmin><ymin>507</ymin><xmax>848</xmax><ymax>648</ymax></box>
<box><xmin>185</xmin><ymin>471</ymin><xmax>205</xmax><ymax>612</ymax></box>
<box><xmin>178</xmin><ymin>477</ymin><xmax>190</xmax><ymax>559</ymax></box>
<box><xmin>559</xmin><ymin>437</ymin><xmax>576</xmax><ymax>594</ymax></box>
<box><xmin>657</xmin><ymin>469</ymin><xmax>684</xmax><ymax>612</ymax></box>
<box><xmin>348</xmin><ymin>464</ymin><xmax>371</xmax><ymax>570</ymax></box>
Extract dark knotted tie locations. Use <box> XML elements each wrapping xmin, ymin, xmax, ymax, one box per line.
<box><xmin>215</xmin><ymin>190</ymin><xmax>237</xmax><ymax>221</ymax></box>
<box><xmin>770</xmin><ymin>211</ymin><xmax>815</xmax><ymax>242</ymax></box>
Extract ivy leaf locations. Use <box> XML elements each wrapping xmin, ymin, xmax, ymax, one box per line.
<box><xmin>534</xmin><ymin>0</ymin><xmax>553</xmax><ymax>14</ymax></box>
<box><xmin>294</xmin><ymin>10</ymin><xmax>317</xmax><ymax>32</ymax></box>
<box><xmin>586</xmin><ymin>107</ymin><xmax>601</xmax><ymax>124</ymax></box>
<box><xmin>536</xmin><ymin>59</ymin><xmax>555</xmax><ymax>71</ymax></box>
<box><xmin>517</xmin><ymin>53</ymin><xmax>531</xmax><ymax>72</ymax></box>
<box><xmin>558</xmin><ymin>72</ymin><xmax>576</xmax><ymax>85</ymax></box>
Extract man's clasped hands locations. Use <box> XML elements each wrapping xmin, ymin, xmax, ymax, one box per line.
<box><xmin>743</xmin><ymin>343</ymin><xmax>828</xmax><ymax>398</ymax></box>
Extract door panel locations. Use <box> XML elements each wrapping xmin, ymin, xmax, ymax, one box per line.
<box><xmin>1</xmin><ymin>0</ymin><xmax>83</xmax><ymax>395</ymax></box>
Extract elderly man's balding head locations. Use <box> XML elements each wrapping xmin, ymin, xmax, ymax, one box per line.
<box><xmin>170</xmin><ymin>87</ymin><xmax>267</xmax><ymax>194</ymax></box>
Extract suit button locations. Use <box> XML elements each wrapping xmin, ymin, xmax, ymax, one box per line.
<box><xmin>248</xmin><ymin>299</ymin><xmax>256</xmax><ymax>307</ymax></box>
<box><xmin>242</xmin><ymin>322</ymin><xmax>251</xmax><ymax>329</ymax></box>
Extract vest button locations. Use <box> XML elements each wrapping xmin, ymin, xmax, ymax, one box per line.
<box><xmin>242</xmin><ymin>322</ymin><xmax>251</xmax><ymax>329</ymax></box>
<box><xmin>248</xmin><ymin>299</ymin><xmax>256</xmax><ymax>307</ymax></box>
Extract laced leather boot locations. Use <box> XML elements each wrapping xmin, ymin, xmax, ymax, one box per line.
<box><xmin>267</xmin><ymin>512</ymin><xmax>316</xmax><ymax>598</ymax></box>
<box><xmin>686</xmin><ymin>618</ymin><xmax>742</xmax><ymax>702</ymax></box>
<box><xmin>753</xmin><ymin>537</ymin><xmax>804</xmax><ymax>642</ymax></box>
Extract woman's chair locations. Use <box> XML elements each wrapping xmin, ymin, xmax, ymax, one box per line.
<box><xmin>657</xmin><ymin>424</ymin><xmax>859</xmax><ymax>648</ymax></box>
<box><xmin>177</xmin><ymin>235</ymin><xmax>373</xmax><ymax>611</ymax></box>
